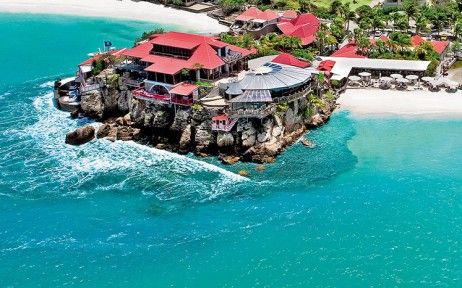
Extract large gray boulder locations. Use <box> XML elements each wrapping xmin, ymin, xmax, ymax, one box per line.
<box><xmin>81</xmin><ymin>91</ymin><xmax>104</xmax><ymax>120</ymax></box>
<box><xmin>65</xmin><ymin>125</ymin><xmax>95</xmax><ymax>145</ymax></box>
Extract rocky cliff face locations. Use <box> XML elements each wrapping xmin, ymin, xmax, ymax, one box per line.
<box><xmin>75</xmin><ymin>69</ymin><xmax>337</xmax><ymax>163</ymax></box>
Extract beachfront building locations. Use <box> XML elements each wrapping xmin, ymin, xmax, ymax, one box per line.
<box><xmin>231</xmin><ymin>7</ymin><xmax>280</xmax><ymax>38</ymax></box>
<box><xmin>318</xmin><ymin>57</ymin><xmax>431</xmax><ymax>81</ymax></box>
<box><xmin>119</xmin><ymin>32</ymin><xmax>253</xmax><ymax>106</ymax></box>
<box><xmin>221</xmin><ymin>54</ymin><xmax>313</xmax><ymax>120</ymax></box>
<box><xmin>276</xmin><ymin>13</ymin><xmax>320</xmax><ymax>46</ymax></box>
<box><xmin>230</xmin><ymin>8</ymin><xmax>320</xmax><ymax>45</ymax></box>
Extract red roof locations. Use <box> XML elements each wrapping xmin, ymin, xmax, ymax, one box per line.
<box><xmin>122</xmin><ymin>32</ymin><xmax>252</xmax><ymax>75</ymax></box>
<box><xmin>431</xmin><ymin>40</ymin><xmax>449</xmax><ymax>54</ymax></box>
<box><xmin>169</xmin><ymin>82</ymin><xmax>198</xmax><ymax>96</ymax></box>
<box><xmin>143</xmin><ymin>55</ymin><xmax>189</xmax><ymax>74</ymax></box>
<box><xmin>317</xmin><ymin>60</ymin><xmax>335</xmax><ymax>72</ymax></box>
<box><xmin>212</xmin><ymin>114</ymin><xmax>229</xmax><ymax>121</ymax></box>
<box><xmin>281</xmin><ymin>10</ymin><xmax>298</xmax><ymax>20</ymax></box>
<box><xmin>277</xmin><ymin>13</ymin><xmax>320</xmax><ymax>45</ymax></box>
<box><xmin>236</xmin><ymin>7</ymin><xmax>279</xmax><ymax>22</ymax></box>
<box><xmin>331</xmin><ymin>42</ymin><xmax>367</xmax><ymax>58</ymax></box>
<box><xmin>411</xmin><ymin>35</ymin><xmax>448</xmax><ymax>54</ymax></box>
<box><xmin>272</xmin><ymin>53</ymin><xmax>311</xmax><ymax>68</ymax></box>
<box><xmin>80</xmin><ymin>49</ymin><xmax>127</xmax><ymax>66</ymax></box>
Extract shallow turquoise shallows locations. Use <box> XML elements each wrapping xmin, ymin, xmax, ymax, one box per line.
<box><xmin>1</xmin><ymin>13</ymin><xmax>462</xmax><ymax>288</ymax></box>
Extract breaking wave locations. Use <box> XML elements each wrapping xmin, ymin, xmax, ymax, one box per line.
<box><xmin>1</xmin><ymin>82</ymin><xmax>247</xmax><ymax>202</ymax></box>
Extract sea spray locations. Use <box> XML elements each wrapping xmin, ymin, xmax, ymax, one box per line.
<box><xmin>8</xmin><ymin>88</ymin><xmax>247</xmax><ymax>201</ymax></box>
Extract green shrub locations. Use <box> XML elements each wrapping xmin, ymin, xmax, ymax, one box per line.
<box><xmin>276</xmin><ymin>102</ymin><xmax>289</xmax><ymax>113</ymax></box>
<box><xmin>192</xmin><ymin>103</ymin><xmax>203</xmax><ymax>111</ymax></box>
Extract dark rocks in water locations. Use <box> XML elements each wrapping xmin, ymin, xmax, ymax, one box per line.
<box><xmin>96</xmin><ymin>123</ymin><xmax>117</xmax><ymax>141</ymax></box>
<box><xmin>301</xmin><ymin>139</ymin><xmax>315</xmax><ymax>148</ymax></box>
<box><xmin>65</xmin><ymin>125</ymin><xmax>95</xmax><ymax>145</ymax></box>
<box><xmin>116</xmin><ymin>126</ymin><xmax>140</xmax><ymax>141</ymax></box>
<box><xmin>70</xmin><ymin>108</ymin><xmax>83</xmax><ymax>119</ymax></box>
<box><xmin>220</xmin><ymin>155</ymin><xmax>240</xmax><ymax>165</ymax></box>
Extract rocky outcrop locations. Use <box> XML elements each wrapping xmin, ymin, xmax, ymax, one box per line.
<box><xmin>72</xmin><ymin>68</ymin><xmax>339</xmax><ymax>164</ymax></box>
<box><xmin>81</xmin><ymin>91</ymin><xmax>104</xmax><ymax>120</ymax></box>
<box><xmin>65</xmin><ymin>125</ymin><xmax>95</xmax><ymax>145</ymax></box>
<box><xmin>96</xmin><ymin>123</ymin><xmax>117</xmax><ymax>141</ymax></box>
<box><xmin>179</xmin><ymin>124</ymin><xmax>192</xmax><ymax>153</ymax></box>
<box><xmin>239</xmin><ymin>121</ymin><xmax>257</xmax><ymax>147</ymax></box>
<box><xmin>217</xmin><ymin>132</ymin><xmax>234</xmax><ymax>147</ymax></box>
<box><xmin>195</xmin><ymin>121</ymin><xmax>213</xmax><ymax>153</ymax></box>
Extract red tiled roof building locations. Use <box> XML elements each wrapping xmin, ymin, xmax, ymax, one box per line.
<box><xmin>122</xmin><ymin>32</ymin><xmax>253</xmax><ymax>86</ymax></box>
<box><xmin>277</xmin><ymin>13</ymin><xmax>320</xmax><ymax>46</ymax></box>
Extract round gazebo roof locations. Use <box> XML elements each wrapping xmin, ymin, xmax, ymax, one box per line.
<box><xmin>225</xmin><ymin>82</ymin><xmax>243</xmax><ymax>95</ymax></box>
<box><xmin>238</xmin><ymin>63</ymin><xmax>312</xmax><ymax>91</ymax></box>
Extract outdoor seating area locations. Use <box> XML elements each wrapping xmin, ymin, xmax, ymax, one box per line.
<box><xmin>347</xmin><ymin>71</ymin><xmax>460</xmax><ymax>93</ymax></box>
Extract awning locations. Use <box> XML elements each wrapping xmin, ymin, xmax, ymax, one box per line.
<box><xmin>169</xmin><ymin>82</ymin><xmax>198</xmax><ymax>96</ymax></box>
<box><xmin>80</xmin><ymin>65</ymin><xmax>92</xmax><ymax>73</ymax></box>
<box><xmin>229</xmin><ymin>89</ymin><xmax>273</xmax><ymax>103</ymax></box>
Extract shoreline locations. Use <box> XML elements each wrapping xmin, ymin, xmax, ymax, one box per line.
<box><xmin>0</xmin><ymin>0</ymin><xmax>228</xmax><ymax>34</ymax></box>
<box><xmin>337</xmin><ymin>89</ymin><xmax>462</xmax><ymax>119</ymax></box>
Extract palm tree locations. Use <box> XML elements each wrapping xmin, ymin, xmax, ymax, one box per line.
<box><xmin>390</xmin><ymin>12</ymin><xmax>401</xmax><ymax>32</ymax></box>
<box><xmin>415</xmin><ymin>13</ymin><xmax>429</xmax><ymax>35</ymax></box>
<box><xmin>402</xmin><ymin>0</ymin><xmax>419</xmax><ymax>32</ymax></box>
<box><xmin>345</xmin><ymin>11</ymin><xmax>356</xmax><ymax>32</ymax></box>
<box><xmin>372</xmin><ymin>15</ymin><xmax>385</xmax><ymax>33</ymax></box>
<box><xmin>454</xmin><ymin>19</ymin><xmax>462</xmax><ymax>41</ymax></box>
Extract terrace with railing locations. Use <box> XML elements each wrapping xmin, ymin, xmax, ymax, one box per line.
<box><xmin>229</xmin><ymin>104</ymin><xmax>276</xmax><ymax>119</ymax></box>
<box><xmin>211</xmin><ymin>118</ymin><xmax>238</xmax><ymax>132</ymax></box>
<box><xmin>221</xmin><ymin>51</ymin><xmax>243</xmax><ymax>63</ymax></box>
<box><xmin>273</xmin><ymin>85</ymin><xmax>312</xmax><ymax>103</ymax></box>
<box><xmin>171</xmin><ymin>96</ymin><xmax>193</xmax><ymax>106</ymax></box>
<box><xmin>132</xmin><ymin>88</ymin><xmax>170</xmax><ymax>103</ymax></box>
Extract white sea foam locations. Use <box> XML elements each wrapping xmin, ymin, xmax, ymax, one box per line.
<box><xmin>38</xmin><ymin>81</ymin><xmax>55</xmax><ymax>88</ymax></box>
<box><xmin>16</xmin><ymin>89</ymin><xmax>246</xmax><ymax>200</ymax></box>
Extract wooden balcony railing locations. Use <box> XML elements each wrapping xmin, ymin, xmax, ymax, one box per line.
<box><xmin>229</xmin><ymin>104</ymin><xmax>276</xmax><ymax>119</ymax></box>
<box><xmin>273</xmin><ymin>86</ymin><xmax>311</xmax><ymax>103</ymax></box>
<box><xmin>132</xmin><ymin>88</ymin><xmax>170</xmax><ymax>103</ymax></box>
<box><xmin>211</xmin><ymin>118</ymin><xmax>238</xmax><ymax>132</ymax></box>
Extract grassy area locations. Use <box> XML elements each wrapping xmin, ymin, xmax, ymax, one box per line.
<box><xmin>451</xmin><ymin>60</ymin><xmax>462</xmax><ymax>69</ymax></box>
<box><xmin>313</xmin><ymin>0</ymin><xmax>372</xmax><ymax>10</ymax></box>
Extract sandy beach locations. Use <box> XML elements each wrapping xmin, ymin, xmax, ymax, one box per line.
<box><xmin>337</xmin><ymin>88</ymin><xmax>462</xmax><ymax>118</ymax></box>
<box><xmin>0</xmin><ymin>0</ymin><xmax>227</xmax><ymax>34</ymax></box>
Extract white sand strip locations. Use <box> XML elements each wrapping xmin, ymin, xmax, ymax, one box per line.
<box><xmin>337</xmin><ymin>89</ymin><xmax>462</xmax><ymax>118</ymax></box>
<box><xmin>0</xmin><ymin>0</ymin><xmax>228</xmax><ymax>34</ymax></box>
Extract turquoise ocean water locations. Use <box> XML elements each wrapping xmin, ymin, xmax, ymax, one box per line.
<box><xmin>1</xmin><ymin>13</ymin><xmax>462</xmax><ymax>287</ymax></box>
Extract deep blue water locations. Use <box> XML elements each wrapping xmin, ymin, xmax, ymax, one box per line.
<box><xmin>1</xmin><ymin>13</ymin><xmax>462</xmax><ymax>287</ymax></box>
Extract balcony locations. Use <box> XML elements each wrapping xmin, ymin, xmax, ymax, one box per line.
<box><xmin>171</xmin><ymin>97</ymin><xmax>193</xmax><ymax>106</ymax></box>
<box><xmin>273</xmin><ymin>86</ymin><xmax>312</xmax><ymax>103</ymax></box>
<box><xmin>132</xmin><ymin>88</ymin><xmax>170</xmax><ymax>103</ymax></box>
<box><xmin>221</xmin><ymin>51</ymin><xmax>243</xmax><ymax>64</ymax></box>
<box><xmin>211</xmin><ymin>118</ymin><xmax>238</xmax><ymax>132</ymax></box>
<box><xmin>229</xmin><ymin>104</ymin><xmax>276</xmax><ymax>119</ymax></box>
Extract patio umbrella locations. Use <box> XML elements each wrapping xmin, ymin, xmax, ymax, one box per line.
<box><xmin>348</xmin><ymin>75</ymin><xmax>361</xmax><ymax>81</ymax></box>
<box><xmin>396</xmin><ymin>78</ymin><xmax>410</xmax><ymax>84</ymax></box>
<box><xmin>358</xmin><ymin>72</ymin><xmax>371</xmax><ymax>77</ymax></box>
<box><xmin>390</xmin><ymin>73</ymin><xmax>403</xmax><ymax>79</ymax></box>
<box><xmin>421</xmin><ymin>76</ymin><xmax>433</xmax><ymax>82</ymax></box>
<box><xmin>379</xmin><ymin>76</ymin><xmax>392</xmax><ymax>82</ymax></box>
<box><xmin>405</xmin><ymin>75</ymin><xmax>419</xmax><ymax>81</ymax></box>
